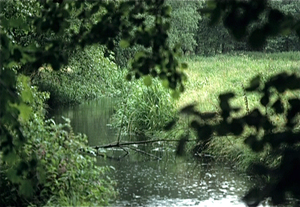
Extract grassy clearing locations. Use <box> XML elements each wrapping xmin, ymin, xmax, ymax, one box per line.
<box><xmin>178</xmin><ymin>52</ymin><xmax>300</xmax><ymax>112</ymax></box>
<box><xmin>177</xmin><ymin>51</ymin><xmax>300</xmax><ymax>170</ymax></box>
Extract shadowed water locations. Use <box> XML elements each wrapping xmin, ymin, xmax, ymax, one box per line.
<box><xmin>50</xmin><ymin>98</ymin><xmax>269</xmax><ymax>207</ymax></box>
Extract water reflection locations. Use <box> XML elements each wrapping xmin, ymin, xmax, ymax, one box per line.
<box><xmin>49</xmin><ymin>98</ymin><xmax>115</xmax><ymax>146</ymax></box>
<box><xmin>50</xmin><ymin>98</ymin><xmax>267</xmax><ymax>207</ymax></box>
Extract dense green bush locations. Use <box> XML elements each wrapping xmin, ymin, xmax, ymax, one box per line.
<box><xmin>32</xmin><ymin>44</ymin><xmax>119</xmax><ymax>106</ymax></box>
<box><xmin>0</xmin><ymin>75</ymin><xmax>116</xmax><ymax>206</ymax></box>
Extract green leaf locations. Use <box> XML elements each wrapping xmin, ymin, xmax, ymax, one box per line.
<box><xmin>10</xmin><ymin>102</ymin><xmax>32</xmax><ymax>122</ymax></box>
<box><xmin>260</xmin><ymin>93</ymin><xmax>269</xmax><ymax>106</ymax></box>
<box><xmin>163</xmin><ymin>119</ymin><xmax>176</xmax><ymax>131</ymax></box>
<box><xmin>161</xmin><ymin>79</ymin><xmax>169</xmax><ymax>88</ymax></box>
<box><xmin>119</xmin><ymin>39</ymin><xmax>130</xmax><ymax>48</ymax></box>
<box><xmin>181</xmin><ymin>62</ymin><xmax>188</xmax><ymax>69</ymax></box>
<box><xmin>3</xmin><ymin>152</ymin><xmax>18</xmax><ymax>164</ymax></box>
<box><xmin>6</xmin><ymin>168</ymin><xmax>20</xmax><ymax>183</ymax></box>
<box><xmin>143</xmin><ymin>75</ymin><xmax>152</xmax><ymax>86</ymax></box>
<box><xmin>176</xmin><ymin>135</ymin><xmax>188</xmax><ymax>156</ymax></box>
<box><xmin>134</xmin><ymin>51</ymin><xmax>146</xmax><ymax>60</ymax></box>
<box><xmin>180</xmin><ymin>103</ymin><xmax>196</xmax><ymax>114</ymax></box>
<box><xmin>230</xmin><ymin>119</ymin><xmax>244</xmax><ymax>135</ymax></box>
<box><xmin>125</xmin><ymin>74</ymin><xmax>132</xmax><ymax>81</ymax></box>
<box><xmin>19</xmin><ymin>180</ymin><xmax>34</xmax><ymax>197</ymax></box>
<box><xmin>19</xmin><ymin>75</ymin><xmax>33</xmax><ymax>103</ymax></box>
<box><xmin>171</xmin><ymin>90</ymin><xmax>180</xmax><ymax>99</ymax></box>
<box><xmin>17</xmin><ymin>103</ymin><xmax>32</xmax><ymax>121</ymax></box>
<box><xmin>246</xmin><ymin>75</ymin><xmax>261</xmax><ymax>91</ymax></box>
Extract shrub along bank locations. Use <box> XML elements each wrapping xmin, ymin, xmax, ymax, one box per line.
<box><xmin>0</xmin><ymin>75</ymin><xmax>116</xmax><ymax>206</ymax></box>
<box><xmin>32</xmin><ymin>44</ymin><xmax>122</xmax><ymax>107</ymax></box>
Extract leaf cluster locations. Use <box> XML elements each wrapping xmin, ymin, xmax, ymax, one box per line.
<box><xmin>1</xmin><ymin>78</ymin><xmax>116</xmax><ymax>206</ymax></box>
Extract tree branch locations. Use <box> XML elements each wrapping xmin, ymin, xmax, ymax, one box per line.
<box><xmin>92</xmin><ymin>138</ymin><xmax>197</xmax><ymax>150</ymax></box>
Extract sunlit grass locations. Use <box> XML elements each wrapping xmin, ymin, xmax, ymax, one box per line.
<box><xmin>176</xmin><ymin>51</ymin><xmax>300</xmax><ymax>170</ymax></box>
<box><xmin>177</xmin><ymin>52</ymin><xmax>300</xmax><ymax>113</ymax></box>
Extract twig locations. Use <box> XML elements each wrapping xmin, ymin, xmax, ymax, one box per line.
<box><xmin>92</xmin><ymin>138</ymin><xmax>197</xmax><ymax>150</ymax></box>
<box><xmin>241</xmin><ymin>83</ymin><xmax>250</xmax><ymax>115</ymax></box>
<box><xmin>117</xmin><ymin>113</ymin><xmax>124</xmax><ymax>143</ymax></box>
<box><xmin>118</xmin><ymin>146</ymin><xmax>129</xmax><ymax>160</ymax></box>
<box><xmin>126</xmin><ymin>145</ymin><xmax>162</xmax><ymax>160</ymax></box>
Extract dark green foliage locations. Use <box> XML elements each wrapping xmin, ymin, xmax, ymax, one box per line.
<box><xmin>114</xmin><ymin>1</ymin><xmax>203</xmax><ymax>67</ymax></box>
<box><xmin>1</xmin><ymin>77</ymin><xmax>116</xmax><ymax>206</ymax></box>
<box><xmin>176</xmin><ymin>134</ymin><xmax>189</xmax><ymax>156</ymax></box>
<box><xmin>196</xmin><ymin>0</ymin><xmax>300</xmax><ymax>55</ymax></box>
<box><xmin>32</xmin><ymin>45</ymin><xmax>117</xmax><ymax>106</ymax></box>
<box><xmin>1</xmin><ymin>0</ymin><xmax>182</xmax><ymax>204</ymax></box>
<box><xmin>196</xmin><ymin>17</ymin><xmax>244</xmax><ymax>55</ymax></box>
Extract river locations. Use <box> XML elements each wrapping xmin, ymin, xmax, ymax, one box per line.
<box><xmin>50</xmin><ymin>98</ymin><xmax>267</xmax><ymax>207</ymax></box>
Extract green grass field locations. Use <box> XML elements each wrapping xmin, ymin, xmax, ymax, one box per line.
<box><xmin>175</xmin><ymin>52</ymin><xmax>300</xmax><ymax>170</ymax></box>
<box><xmin>178</xmin><ymin>52</ymin><xmax>300</xmax><ymax>112</ymax></box>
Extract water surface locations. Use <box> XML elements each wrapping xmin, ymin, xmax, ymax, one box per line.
<box><xmin>50</xmin><ymin>98</ymin><xmax>265</xmax><ymax>207</ymax></box>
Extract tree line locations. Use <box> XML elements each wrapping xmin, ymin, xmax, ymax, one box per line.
<box><xmin>115</xmin><ymin>0</ymin><xmax>300</xmax><ymax>68</ymax></box>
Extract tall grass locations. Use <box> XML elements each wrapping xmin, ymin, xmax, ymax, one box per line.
<box><xmin>112</xmin><ymin>78</ymin><xmax>177</xmax><ymax>137</ymax></box>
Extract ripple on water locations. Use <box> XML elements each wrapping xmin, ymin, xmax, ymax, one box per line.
<box><xmin>108</xmin><ymin>160</ymin><xmax>262</xmax><ymax>206</ymax></box>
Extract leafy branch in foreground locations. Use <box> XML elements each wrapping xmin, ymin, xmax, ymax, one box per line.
<box><xmin>170</xmin><ymin>0</ymin><xmax>300</xmax><ymax>206</ymax></box>
<box><xmin>174</xmin><ymin>72</ymin><xmax>300</xmax><ymax>206</ymax></box>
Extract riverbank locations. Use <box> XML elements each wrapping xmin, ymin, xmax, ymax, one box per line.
<box><xmin>36</xmin><ymin>49</ymin><xmax>300</xmax><ymax>172</ymax></box>
<box><xmin>176</xmin><ymin>51</ymin><xmax>300</xmax><ymax>171</ymax></box>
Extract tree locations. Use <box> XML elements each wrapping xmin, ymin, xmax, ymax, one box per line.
<box><xmin>1</xmin><ymin>0</ymin><xmax>300</xmax><ymax>206</ymax></box>
<box><xmin>166</xmin><ymin>0</ymin><xmax>202</xmax><ymax>54</ymax></box>
<box><xmin>195</xmin><ymin>0</ymin><xmax>300</xmax><ymax>55</ymax></box>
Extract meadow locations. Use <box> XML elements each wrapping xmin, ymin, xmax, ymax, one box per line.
<box><xmin>176</xmin><ymin>52</ymin><xmax>300</xmax><ymax>170</ymax></box>
<box><xmin>179</xmin><ymin>52</ymin><xmax>300</xmax><ymax>112</ymax></box>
